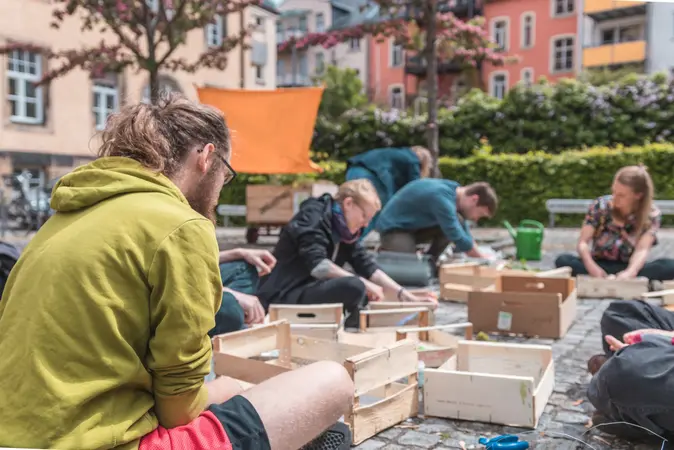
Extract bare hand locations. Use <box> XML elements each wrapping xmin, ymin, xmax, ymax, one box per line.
<box><xmin>588</xmin><ymin>264</ymin><xmax>607</xmax><ymax>278</ymax></box>
<box><xmin>605</xmin><ymin>335</ymin><xmax>628</xmax><ymax>352</ymax></box>
<box><xmin>234</xmin><ymin>291</ymin><xmax>266</xmax><ymax>325</ymax></box>
<box><xmin>401</xmin><ymin>289</ymin><xmax>438</xmax><ymax>310</ymax></box>
<box><xmin>615</xmin><ymin>269</ymin><xmax>636</xmax><ymax>280</ymax></box>
<box><xmin>363</xmin><ymin>280</ymin><xmax>384</xmax><ymax>302</ymax></box>
<box><xmin>240</xmin><ymin>249</ymin><xmax>276</xmax><ymax>276</ymax></box>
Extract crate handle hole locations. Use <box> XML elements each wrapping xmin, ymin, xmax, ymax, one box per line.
<box><xmin>297</xmin><ymin>313</ymin><xmax>317</xmax><ymax>318</ymax></box>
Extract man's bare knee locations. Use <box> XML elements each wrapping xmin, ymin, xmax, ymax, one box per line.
<box><xmin>311</xmin><ymin>360</ymin><xmax>354</xmax><ymax>405</ymax></box>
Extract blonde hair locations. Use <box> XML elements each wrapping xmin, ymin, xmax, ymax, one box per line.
<box><xmin>614</xmin><ymin>164</ymin><xmax>654</xmax><ymax>233</ymax></box>
<box><xmin>98</xmin><ymin>92</ymin><xmax>230</xmax><ymax>177</ymax></box>
<box><xmin>335</xmin><ymin>179</ymin><xmax>382</xmax><ymax>211</ymax></box>
<box><xmin>412</xmin><ymin>146</ymin><xmax>432</xmax><ymax>178</ymax></box>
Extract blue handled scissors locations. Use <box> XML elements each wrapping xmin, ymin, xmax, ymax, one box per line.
<box><xmin>478</xmin><ymin>435</ymin><xmax>529</xmax><ymax>450</ymax></box>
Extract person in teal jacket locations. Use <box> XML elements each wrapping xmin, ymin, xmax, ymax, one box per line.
<box><xmin>345</xmin><ymin>146</ymin><xmax>431</xmax><ymax>238</ymax></box>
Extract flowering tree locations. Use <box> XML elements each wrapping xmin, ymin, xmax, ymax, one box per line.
<box><xmin>0</xmin><ymin>0</ymin><xmax>260</xmax><ymax>103</ymax></box>
<box><xmin>279</xmin><ymin>1</ymin><xmax>514</xmax><ymax>168</ymax></box>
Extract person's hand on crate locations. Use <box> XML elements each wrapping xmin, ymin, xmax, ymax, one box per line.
<box><xmin>233</xmin><ymin>290</ymin><xmax>266</xmax><ymax>325</ymax></box>
<box><xmin>400</xmin><ymin>289</ymin><xmax>438</xmax><ymax>309</ymax></box>
<box><xmin>240</xmin><ymin>249</ymin><xmax>277</xmax><ymax>276</ymax></box>
<box><xmin>362</xmin><ymin>279</ymin><xmax>385</xmax><ymax>302</ymax></box>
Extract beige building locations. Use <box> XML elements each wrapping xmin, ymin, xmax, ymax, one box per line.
<box><xmin>0</xmin><ymin>0</ymin><xmax>278</xmax><ymax>185</ymax></box>
<box><xmin>275</xmin><ymin>0</ymin><xmax>374</xmax><ymax>88</ymax></box>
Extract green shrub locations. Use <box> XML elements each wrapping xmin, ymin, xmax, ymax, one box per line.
<box><xmin>312</xmin><ymin>74</ymin><xmax>674</xmax><ymax>159</ymax></box>
<box><xmin>219</xmin><ymin>143</ymin><xmax>674</xmax><ymax>227</ymax></box>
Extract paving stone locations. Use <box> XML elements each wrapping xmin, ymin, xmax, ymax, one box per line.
<box><xmin>555</xmin><ymin>410</ymin><xmax>591</xmax><ymax>425</ymax></box>
<box><xmin>397</xmin><ymin>430</ymin><xmax>441</xmax><ymax>448</ymax></box>
<box><xmin>354</xmin><ymin>439</ymin><xmax>386</xmax><ymax>450</ymax></box>
<box><xmin>416</xmin><ymin>422</ymin><xmax>455</xmax><ymax>434</ymax></box>
<box><xmin>375</xmin><ymin>428</ymin><xmax>403</xmax><ymax>440</ymax></box>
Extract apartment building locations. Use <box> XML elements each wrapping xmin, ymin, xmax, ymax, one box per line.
<box><xmin>275</xmin><ymin>0</ymin><xmax>374</xmax><ymax>89</ymax></box>
<box><xmin>368</xmin><ymin>0</ymin><xmax>483</xmax><ymax>111</ymax></box>
<box><xmin>482</xmin><ymin>0</ymin><xmax>579</xmax><ymax>99</ymax></box>
<box><xmin>0</xmin><ymin>0</ymin><xmax>277</xmax><ymax>185</ymax></box>
<box><xmin>580</xmin><ymin>0</ymin><xmax>674</xmax><ymax>75</ymax></box>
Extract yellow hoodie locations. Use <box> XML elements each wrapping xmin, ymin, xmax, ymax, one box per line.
<box><xmin>0</xmin><ymin>157</ymin><xmax>222</xmax><ymax>449</ymax></box>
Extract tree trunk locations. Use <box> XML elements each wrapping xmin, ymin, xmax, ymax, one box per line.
<box><xmin>149</xmin><ymin>68</ymin><xmax>159</xmax><ymax>104</ymax></box>
<box><xmin>424</xmin><ymin>0</ymin><xmax>439</xmax><ymax>176</ymax></box>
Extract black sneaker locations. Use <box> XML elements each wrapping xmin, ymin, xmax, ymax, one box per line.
<box><xmin>301</xmin><ymin>422</ymin><xmax>352</xmax><ymax>450</ymax></box>
<box><xmin>344</xmin><ymin>311</ymin><xmax>362</xmax><ymax>330</ymax></box>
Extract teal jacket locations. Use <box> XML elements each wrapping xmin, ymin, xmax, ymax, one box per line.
<box><xmin>375</xmin><ymin>178</ymin><xmax>474</xmax><ymax>252</ymax></box>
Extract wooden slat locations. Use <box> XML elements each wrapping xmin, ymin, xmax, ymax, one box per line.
<box><xmin>212</xmin><ymin>352</ymin><xmax>291</xmax><ymax>384</ymax></box>
<box><xmin>269</xmin><ymin>304</ymin><xmax>343</xmax><ymax>325</ymax></box>
<box><xmin>345</xmin><ymin>340</ymin><xmax>418</xmax><ymax>396</ymax></box>
<box><xmin>212</xmin><ymin>320</ymin><xmax>287</xmax><ymax>357</ymax></box>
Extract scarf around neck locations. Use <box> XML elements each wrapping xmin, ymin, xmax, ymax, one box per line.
<box><xmin>331</xmin><ymin>202</ymin><xmax>361</xmax><ymax>244</ymax></box>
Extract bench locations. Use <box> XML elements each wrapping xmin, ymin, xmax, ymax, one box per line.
<box><xmin>216</xmin><ymin>204</ymin><xmax>247</xmax><ymax>227</ymax></box>
<box><xmin>546</xmin><ymin>199</ymin><xmax>674</xmax><ymax>227</ymax></box>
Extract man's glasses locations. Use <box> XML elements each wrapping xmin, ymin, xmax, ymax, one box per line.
<box><xmin>215</xmin><ymin>153</ymin><xmax>237</xmax><ymax>186</ymax></box>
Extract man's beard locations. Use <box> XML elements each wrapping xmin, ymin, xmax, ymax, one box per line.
<box><xmin>185</xmin><ymin>171</ymin><xmax>219</xmax><ymax>224</ymax></box>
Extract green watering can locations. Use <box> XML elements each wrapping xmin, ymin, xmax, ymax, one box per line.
<box><xmin>503</xmin><ymin>220</ymin><xmax>544</xmax><ymax>261</ymax></box>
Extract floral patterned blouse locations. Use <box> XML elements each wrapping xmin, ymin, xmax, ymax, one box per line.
<box><xmin>584</xmin><ymin>195</ymin><xmax>660</xmax><ymax>263</ymax></box>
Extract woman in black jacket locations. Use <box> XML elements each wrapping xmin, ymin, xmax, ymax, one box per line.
<box><xmin>257</xmin><ymin>179</ymin><xmax>436</xmax><ymax>329</ymax></box>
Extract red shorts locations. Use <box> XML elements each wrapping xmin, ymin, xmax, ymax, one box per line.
<box><xmin>139</xmin><ymin>395</ymin><xmax>270</xmax><ymax>450</ymax></box>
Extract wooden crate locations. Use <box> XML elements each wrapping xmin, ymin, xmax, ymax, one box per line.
<box><xmin>423</xmin><ymin>341</ymin><xmax>554</xmax><ymax>428</ymax></box>
<box><xmin>642</xmin><ymin>280</ymin><xmax>674</xmax><ymax>307</ymax></box>
<box><xmin>577</xmin><ymin>275</ymin><xmax>649</xmax><ymax>299</ymax></box>
<box><xmin>439</xmin><ymin>263</ymin><xmax>572</xmax><ymax>303</ymax></box>
<box><xmin>246</xmin><ymin>182</ymin><xmax>337</xmax><ymax>225</ymax></box>
<box><xmin>212</xmin><ymin>320</ymin><xmax>420</xmax><ymax>445</ymax></box>
<box><xmin>467</xmin><ymin>275</ymin><xmax>577</xmax><ymax>338</ymax></box>
<box><xmin>368</xmin><ymin>301</ymin><xmax>436</xmax><ymax>327</ymax></box>
<box><xmin>268</xmin><ymin>304</ymin><xmax>342</xmax><ymax>340</ymax></box>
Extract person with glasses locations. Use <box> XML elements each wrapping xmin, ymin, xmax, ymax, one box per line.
<box><xmin>257</xmin><ymin>179</ymin><xmax>437</xmax><ymax>329</ymax></box>
<box><xmin>0</xmin><ymin>93</ymin><xmax>356</xmax><ymax>450</ymax></box>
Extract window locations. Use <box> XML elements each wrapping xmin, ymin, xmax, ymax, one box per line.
<box><xmin>277</xmin><ymin>59</ymin><xmax>285</xmax><ymax>77</ymax></box>
<box><xmin>142</xmin><ymin>77</ymin><xmax>181</xmax><ymax>103</ymax></box>
<box><xmin>492</xmin><ymin>19</ymin><xmax>508</xmax><ymax>50</ymax></box>
<box><xmin>255</xmin><ymin>16</ymin><xmax>264</xmax><ymax>29</ymax></box>
<box><xmin>389</xmin><ymin>85</ymin><xmax>404</xmax><ymax>109</ymax></box>
<box><xmin>601</xmin><ymin>28</ymin><xmax>616</xmax><ymax>44</ymax></box>
<box><xmin>315</xmin><ymin>13</ymin><xmax>325</xmax><ymax>32</ymax></box>
<box><xmin>255</xmin><ymin>65</ymin><xmax>265</xmax><ymax>85</ymax></box>
<box><xmin>315</xmin><ymin>53</ymin><xmax>325</xmax><ymax>75</ymax></box>
<box><xmin>206</xmin><ymin>16</ymin><xmax>224</xmax><ymax>47</ymax></box>
<box><xmin>414</xmin><ymin>97</ymin><xmax>428</xmax><ymax>116</ymax></box>
<box><xmin>619</xmin><ymin>25</ymin><xmax>641</xmax><ymax>42</ymax></box>
<box><xmin>390</xmin><ymin>40</ymin><xmax>403</xmax><ymax>67</ymax></box>
<box><xmin>7</xmin><ymin>50</ymin><xmax>43</xmax><ymax>125</ymax></box>
<box><xmin>299</xmin><ymin>53</ymin><xmax>309</xmax><ymax>80</ymax></box>
<box><xmin>349</xmin><ymin>38</ymin><xmax>361</xmax><ymax>52</ymax></box>
<box><xmin>490</xmin><ymin>73</ymin><xmax>507</xmax><ymax>99</ymax></box>
<box><xmin>276</xmin><ymin>21</ymin><xmax>284</xmax><ymax>42</ymax></box>
<box><xmin>299</xmin><ymin>16</ymin><xmax>307</xmax><ymax>33</ymax></box>
<box><xmin>521</xmin><ymin>68</ymin><xmax>534</xmax><ymax>86</ymax></box>
<box><xmin>521</xmin><ymin>14</ymin><xmax>535</xmax><ymax>49</ymax></box>
<box><xmin>92</xmin><ymin>82</ymin><xmax>118</xmax><ymax>131</ymax></box>
<box><xmin>553</xmin><ymin>0</ymin><xmax>574</xmax><ymax>16</ymax></box>
<box><xmin>552</xmin><ymin>36</ymin><xmax>574</xmax><ymax>72</ymax></box>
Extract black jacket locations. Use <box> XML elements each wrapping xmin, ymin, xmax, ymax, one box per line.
<box><xmin>257</xmin><ymin>194</ymin><xmax>378</xmax><ymax>308</ymax></box>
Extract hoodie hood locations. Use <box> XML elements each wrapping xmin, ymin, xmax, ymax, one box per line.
<box><xmin>50</xmin><ymin>157</ymin><xmax>188</xmax><ymax>212</ymax></box>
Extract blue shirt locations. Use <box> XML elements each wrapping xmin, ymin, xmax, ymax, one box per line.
<box><xmin>375</xmin><ymin>178</ymin><xmax>474</xmax><ymax>252</ymax></box>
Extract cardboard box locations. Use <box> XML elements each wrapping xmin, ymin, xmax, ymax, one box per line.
<box><xmin>467</xmin><ymin>275</ymin><xmax>577</xmax><ymax>338</ymax></box>
<box><xmin>245</xmin><ymin>182</ymin><xmax>338</xmax><ymax>225</ymax></box>
<box><xmin>212</xmin><ymin>320</ymin><xmax>419</xmax><ymax>445</ymax></box>
<box><xmin>424</xmin><ymin>341</ymin><xmax>554</xmax><ymax>428</ymax></box>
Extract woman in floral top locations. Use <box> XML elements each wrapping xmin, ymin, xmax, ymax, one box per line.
<box><xmin>555</xmin><ymin>165</ymin><xmax>674</xmax><ymax>281</ymax></box>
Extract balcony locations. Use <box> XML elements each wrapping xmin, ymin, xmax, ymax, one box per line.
<box><xmin>583</xmin><ymin>40</ymin><xmax>646</xmax><ymax>68</ymax></box>
<box><xmin>276</xmin><ymin>74</ymin><xmax>313</xmax><ymax>88</ymax></box>
<box><xmin>584</xmin><ymin>0</ymin><xmax>647</xmax><ymax>20</ymax></box>
<box><xmin>405</xmin><ymin>55</ymin><xmax>463</xmax><ymax>76</ymax></box>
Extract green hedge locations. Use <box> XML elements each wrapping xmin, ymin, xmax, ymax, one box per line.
<box><xmin>312</xmin><ymin>74</ymin><xmax>674</xmax><ymax>159</ymax></box>
<box><xmin>219</xmin><ymin>143</ymin><xmax>674</xmax><ymax>227</ymax></box>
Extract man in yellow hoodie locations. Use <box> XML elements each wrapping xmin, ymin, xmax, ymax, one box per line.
<box><xmin>0</xmin><ymin>94</ymin><xmax>354</xmax><ymax>450</ymax></box>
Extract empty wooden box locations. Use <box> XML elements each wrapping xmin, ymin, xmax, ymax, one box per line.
<box><xmin>424</xmin><ymin>341</ymin><xmax>554</xmax><ymax>428</ymax></box>
<box><xmin>246</xmin><ymin>182</ymin><xmax>338</xmax><ymax>225</ymax></box>
<box><xmin>268</xmin><ymin>303</ymin><xmax>342</xmax><ymax>340</ymax></box>
<box><xmin>467</xmin><ymin>274</ymin><xmax>577</xmax><ymax>338</ymax></box>
<box><xmin>212</xmin><ymin>320</ymin><xmax>420</xmax><ymax>445</ymax></box>
<box><xmin>577</xmin><ymin>275</ymin><xmax>649</xmax><ymax>300</ymax></box>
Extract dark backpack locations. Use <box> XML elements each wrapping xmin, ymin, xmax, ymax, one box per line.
<box><xmin>0</xmin><ymin>242</ymin><xmax>21</xmax><ymax>300</ymax></box>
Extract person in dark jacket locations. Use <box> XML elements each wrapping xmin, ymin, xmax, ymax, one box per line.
<box><xmin>345</xmin><ymin>146</ymin><xmax>432</xmax><ymax>239</ymax></box>
<box><xmin>257</xmin><ymin>179</ymin><xmax>437</xmax><ymax>329</ymax></box>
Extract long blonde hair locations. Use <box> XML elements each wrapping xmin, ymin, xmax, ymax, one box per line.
<box><xmin>411</xmin><ymin>146</ymin><xmax>432</xmax><ymax>178</ymax></box>
<box><xmin>615</xmin><ymin>165</ymin><xmax>654</xmax><ymax>234</ymax></box>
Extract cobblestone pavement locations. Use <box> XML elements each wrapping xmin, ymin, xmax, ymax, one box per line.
<box><xmin>355</xmin><ymin>228</ymin><xmax>674</xmax><ymax>450</ymax></box>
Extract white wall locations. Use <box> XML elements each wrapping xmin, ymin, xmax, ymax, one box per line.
<box><xmin>647</xmin><ymin>2</ymin><xmax>674</xmax><ymax>75</ymax></box>
<box><xmin>244</xmin><ymin>6</ymin><xmax>278</xmax><ymax>89</ymax></box>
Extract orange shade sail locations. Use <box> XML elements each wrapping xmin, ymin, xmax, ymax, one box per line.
<box><xmin>197</xmin><ymin>86</ymin><xmax>324</xmax><ymax>175</ymax></box>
